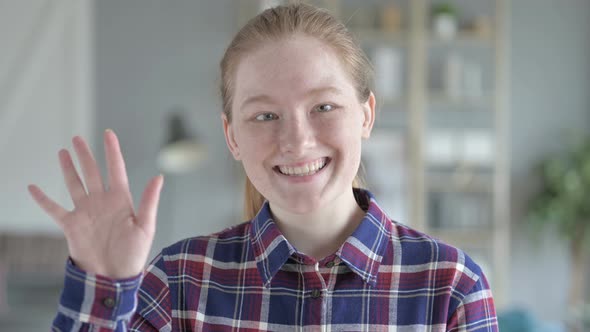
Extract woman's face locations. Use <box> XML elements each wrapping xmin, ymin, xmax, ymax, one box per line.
<box><xmin>223</xmin><ymin>34</ymin><xmax>375</xmax><ymax>215</ymax></box>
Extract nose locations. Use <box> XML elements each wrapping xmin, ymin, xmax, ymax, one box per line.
<box><xmin>278</xmin><ymin>114</ymin><xmax>315</xmax><ymax>155</ymax></box>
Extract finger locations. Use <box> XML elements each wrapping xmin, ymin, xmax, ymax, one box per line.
<box><xmin>72</xmin><ymin>136</ymin><xmax>105</xmax><ymax>194</ymax></box>
<box><xmin>27</xmin><ymin>185</ymin><xmax>68</xmax><ymax>225</ymax></box>
<box><xmin>136</xmin><ymin>175</ymin><xmax>164</xmax><ymax>232</ymax></box>
<box><xmin>59</xmin><ymin>149</ymin><xmax>87</xmax><ymax>205</ymax></box>
<box><xmin>104</xmin><ymin>129</ymin><xmax>130</xmax><ymax>192</ymax></box>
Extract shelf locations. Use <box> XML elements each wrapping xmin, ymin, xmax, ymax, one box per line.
<box><xmin>429</xmin><ymin>229</ymin><xmax>494</xmax><ymax>248</ymax></box>
<box><xmin>427</xmin><ymin>31</ymin><xmax>494</xmax><ymax>48</ymax></box>
<box><xmin>352</xmin><ymin>29</ymin><xmax>407</xmax><ymax>46</ymax></box>
<box><xmin>427</xmin><ymin>169</ymin><xmax>493</xmax><ymax>193</ymax></box>
<box><xmin>426</xmin><ymin>163</ymin><xmax>495</xmax><ymax>173</ymax></box>
<box><xmin>427</xmin><ymin>92</ymin><xmax>493</xmax><ymax>108</ymax></box>
<box><xmin>426</xmin><ymin>108</ymin><xmax>495</xmax><ymax>128</ymax></box>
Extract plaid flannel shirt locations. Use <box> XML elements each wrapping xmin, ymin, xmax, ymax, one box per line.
<box><xmin>52</xmin><ymin>189</ymin><xmax>498</xmax><ymax>331</ymax></box>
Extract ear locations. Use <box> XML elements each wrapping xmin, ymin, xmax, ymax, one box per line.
<box><xmin>361</xmin><ymin>91</ymin><xmax>376</xmax><ymax>139</ymax></box>
<box><xmin>222</xmin><ymin>113</ymin><xmax>241</xmax><ymax>160</ymax></box>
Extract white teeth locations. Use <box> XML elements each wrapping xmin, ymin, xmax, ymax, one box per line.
<box><xmin>278</xmin><ymin>158</ymin><xmax>327</xmax><ymax>176</ymax></box>
<box><xmin>313</xmin><ymin>160</ymin><xmax>320</xmax><ymax>171</ymax></box>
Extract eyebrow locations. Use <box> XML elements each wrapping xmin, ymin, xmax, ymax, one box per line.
<box><xmin>239</xmin><ymin>86</ymin><xmax>344</xmax><ymax>110</ymax></box>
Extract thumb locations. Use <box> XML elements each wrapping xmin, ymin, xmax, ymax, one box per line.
<box><xmin>136</xmin><ymin>175</ymin><xmax>164</xmax><ymax>231</ymax></box>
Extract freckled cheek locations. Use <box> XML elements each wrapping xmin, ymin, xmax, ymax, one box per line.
<box><xmin>235</xmin><ymin>128</ymin><xmax>278</xmax><ymax>159</ymax></box>
<box><xmin>314</xmin><ymin>119</ymin><xmax>348</xmax><ymax>141</ymax></box>
<box><xmin>320</xmin><ymin>118</ymin><xmax>362</xmax><ymax>140</ymax></box>
<box><xmin>331</xmin><ymin>131</ymin><xmax>363</xmax><ymax>161</ymax></box>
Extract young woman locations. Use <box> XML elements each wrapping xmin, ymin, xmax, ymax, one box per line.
<box><xmin>31</xmin><ymin>3</ymin><xmax>497</xmax><ymax>331</ymax></box>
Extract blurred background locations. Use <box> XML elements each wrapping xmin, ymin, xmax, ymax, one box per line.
<box><xmin>0</xmin><ymin>0</ymin><xmax>589</xmax><ymax>331</ymax></box>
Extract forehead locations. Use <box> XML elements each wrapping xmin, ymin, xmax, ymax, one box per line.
<box><xmin>232</xmin><ymin>35</ymin><xmax>356</xmax><ymax>104</ymax></box>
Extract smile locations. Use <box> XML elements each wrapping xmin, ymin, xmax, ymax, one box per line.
<box><xmin>275</xmin><ymin>157</ymin><xmax>329</xmax><ymax>177</ymax></box>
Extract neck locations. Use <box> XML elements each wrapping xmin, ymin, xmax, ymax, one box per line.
<box><xmin>269</xmin><ymin>189</ymin><xmax>365</xmax><ymax>261</ymax></box>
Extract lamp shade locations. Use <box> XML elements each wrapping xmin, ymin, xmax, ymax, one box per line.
<box><xmin>157</xmin><ymin>111</ymin><xmax>206</xmax><ymax>174</ymax></box>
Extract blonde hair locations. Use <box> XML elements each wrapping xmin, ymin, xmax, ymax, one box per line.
<box><xmin>220</xmin><ymin>3</ymin><xmax>373</xmax><ymax>220</ymax></box>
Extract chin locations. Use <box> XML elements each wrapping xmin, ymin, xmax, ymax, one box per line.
<box><xmin>275</xmin><ymin>194</ymin><xmax>325</xmax><ymax>215</ymax></box>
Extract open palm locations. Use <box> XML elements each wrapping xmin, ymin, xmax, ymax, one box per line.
<box><xmin>28</xmin><ymin>130</ymin><xmax>163</xmax><ymax>279</ymax></box>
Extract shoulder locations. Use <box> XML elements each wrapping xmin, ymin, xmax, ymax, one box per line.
<box><xmin>363</xmin><ymin>189</ymin><xmax>486</xmax><ymax>290</ymax></box>
<box><xmin>388</xmin><ymin>220</ymin><xmax>486</xmax><ymax>292</ymax></box>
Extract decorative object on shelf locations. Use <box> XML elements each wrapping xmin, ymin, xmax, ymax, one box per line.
<box><xmin>444</xmin><ymin>52</ymin><xmax>463</xmax><ymax>99</ymax></box>
<box><xmin>443</xmin><ymin>53</ymin><xmax>484</xmax><ymax>101</ymax></box>
<box><xmin>380</xmin><ymin>4</ymin><xmax>402</xmax><ymax>33</ymax></box>
<box><xmin>362</xmin><ymin>130</ymin><xmax>407</xmax><ymax>225</ymax></box>
<box><xmin>373</xmin><ymin>46</ymin><xmax>403</xmax><ymax>102</ymax></box>
<box><xmin>257</xmin><ymin>0</ymin><xmax>283</xmax><ymax>12</ymax></box>
<box><xmin>427</xmin><ymin>130</ymin><xmax>457</xmax><ymax>166</ymax></box>
<box><xmin>426</xmin><ymin>129</ymin><xmax>494</xmax><ymax>167</ymax></box>
<box><xmin>462</xmin><ymin>60</ymin><xmax>484</xmax><ymax>100</ymax></box>
<box><xmin>157</xmin><ymin>109</ymin><xmax>207</xmax><ymax>174</ymax></box>
<box><xmin>470</xmin><ymin>15</ymin><xmax>493</xmax><ymax>39</ymax></box>
<box><xmin>429</xmin><ymin>191</ymin><xmax>491</xmax><ymax>229</ymax></box>
<box><xmin>461</xmin><ymin>130</ymin><xmax>494</xmax><ymax>166</ymax></box>
<box><xmin>527</xmin><ymin>135</ymin><xmax>590</xmax><ymax>313</ymax></box>
<box><xmin>431</xmin><ymin>3</ymin><xmax>459</xmax><ymax>40</ymax></box>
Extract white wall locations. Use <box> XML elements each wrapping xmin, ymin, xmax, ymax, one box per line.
<box><xmin>0</xmin><ymin>0</ymin><xmax>93</xmax><ymax>234</ymax></box>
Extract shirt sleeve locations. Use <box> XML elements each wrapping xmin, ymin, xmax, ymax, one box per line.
<box><xmin>129</xmin><ymin>252</ymin><xmax>173</xmax><ymax>331</ymax></box>
<box><xmin>52</xmin><ymin>254</ymin><xmax>172</xmax><ymax>332</ymax></box>
<box><xmin>446</xmin><ymin>270</ymin><xmax>498</xmax><ymax>332</ymax></box>
<box><xmin>51</xmin><ymin>259</ymin><xmax>143</xmax><ymax>331</ymax></box>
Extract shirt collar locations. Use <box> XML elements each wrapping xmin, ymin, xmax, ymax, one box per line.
<box><xmin>249</xmin><ymin>202</ymin><xmax>296</xmax><ymax>287</ymax></box>
<box><xmin>249</xmin><ymin>189</ymin><xmax>392</xmax><ymax>288</ymax></box>
<box><xmin>336</xmin><ymin>189</ymin><xmax>393</xmax><ymax>287</ymax></box>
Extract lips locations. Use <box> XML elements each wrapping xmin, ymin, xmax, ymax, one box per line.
<box><xmin>275</xmin><ymin>157</ymin><xmax>329</xmax><ymax>176</ymax></box>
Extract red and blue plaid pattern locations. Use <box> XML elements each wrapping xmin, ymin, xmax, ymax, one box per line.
<box><xmin>53</xmin><ymin>189</ymin><xmax>498</xmax><ymax>331</ymax></box>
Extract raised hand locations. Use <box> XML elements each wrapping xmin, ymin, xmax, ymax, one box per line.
<box><xmin>28</xmin><ymin>129</ymin><xmax>164</xmax><ymax>279</ymax></box>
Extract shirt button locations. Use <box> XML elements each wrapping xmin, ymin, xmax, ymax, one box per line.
<box><xmin>325</xmin><ymin>261</ymin><xmax>335</xmax><ymax>268</ymax></box>
<box><xmin>311</xmin><ymin>289</ymin><xmax>322</xmax><ymax>298</ymax></box>
<box><xmin>102</xmin><ymin>297</ymin><xmax>116</xmax><ymax>308</ymax></box>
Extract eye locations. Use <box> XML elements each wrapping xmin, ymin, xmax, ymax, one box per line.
<box><xmin>315</xmin><ymin>104</ymin><xmax>334</xmax><ymax>113</ymax></box>
<box><xmin>255</xmin><ymin>113</ymin><xmax>278</xmax><ymax>121</ymax></box>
